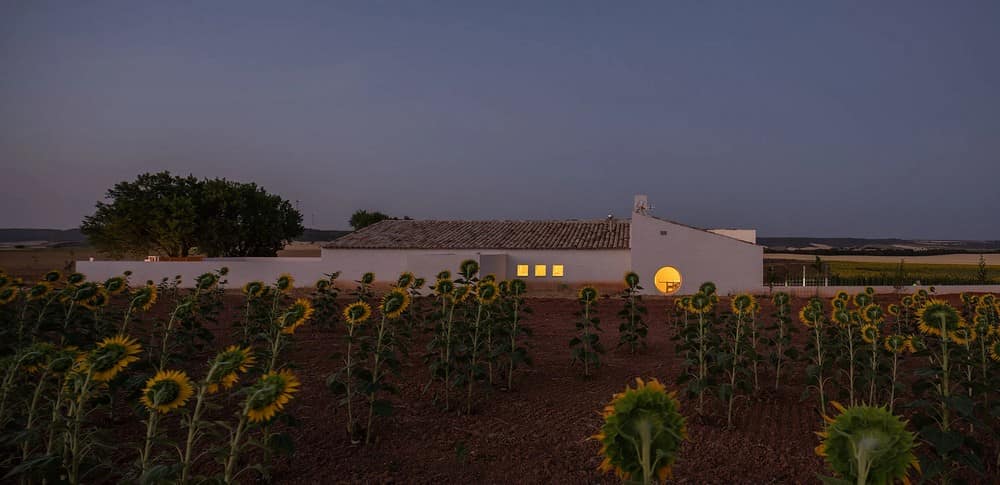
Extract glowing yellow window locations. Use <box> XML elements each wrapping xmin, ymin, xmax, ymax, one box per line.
<box><xmin>552</xmin><ymin>264</ymin><xmax>564</xmax><ymax>277</ymax></box>
<box><xmin>534</xmin><ymin>264</ymin><xmax>547</xmax><ymax>277</ymax></box>
<box><xmin>516</xmin><ymin>264</ymin><xmax>529</xmax><ymax>277</ymax></box>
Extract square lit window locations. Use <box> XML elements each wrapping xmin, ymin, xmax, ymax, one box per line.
<box><xmin>534</xmin><ymin>264</ymin><xmax>547</xmax><ymax>277</ymax></box>
<box><xmin>516</xmin><ymin>264</ymin><xmax>529</xmax><ymax>277</ymax></box>
<box><xmin>552</xmin><ymin>264</ymin><xmax>564</xmax><ymax>277</ymax></box>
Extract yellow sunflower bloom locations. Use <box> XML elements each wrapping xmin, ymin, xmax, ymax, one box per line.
<box><xmin>207</xmin><ymin>345</ymin><xmax>256</xmax><ymax>394</ymax></box>
<box><xmin>578</xmin><ymin>286</ymin><xmax>598</xmax><ymax>304</ymax></box>
<box><xmin>245</xmin><ymin>369</ymin><xmax>301</xmax><ymax>423</ymax></box>
<box><xmin>343</xmin><ymin>301</ymin><xmax>372</xmax><ymax>325</ymax></box>
<box><xmin>136</xmin><ymin>284</ymin><xmax>158</xmax><ymax>311</ymax></box>
<box><xmin>477</xmin><ymin>281</ymin><xmax>499</xmax><ymax>305</ymax></box>
<box><xmin>916</xmin><ymin>300</ymin><xmax>963</xmax><ymax>338</ymax></box>
<box><xmin>140</xmin><ymin>370</ymin><xmax>195</xmax><ymax>413</ymax></box>
<box><xmin>242</xmin><ymin>281</ymin><xmax>265</xmax><ymax>298</ymax></box>
<box><xmin>988</xmin><ymin>340</ymin><xmax>1000</xmax><ymax>362</ymax></box>
<box><xmin>280</xmin><ymin>298</ymin><xmax>314</xmax><ymax>335</ymax></box>
<box><xmin>381</xmin><ymin>287</ymin><xmax>411</xmax><ymax>319</ymax></box>
<box><xmin>86</xmin><ymin>335</ymin><xmax>142</xmax><ymax>381</ymax></box>
<box><xmin>276</xmin><ymin>273</ymin><xmax>294</xmax><ymax>293</ymax></box>
<box><xmin>860</xmin><ymin>324</ymin><xmax>879</xmax><ymax>344</ymax></box>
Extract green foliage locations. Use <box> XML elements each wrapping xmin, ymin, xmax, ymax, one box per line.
<box><xmin>617</xmin><ymin>272</ymin><xmax>648</xmax><ymax>354</ymax></box>
<box><xmin>81</xmin><ymin>171</ymin><xmax>303</xmax><ymax>258</ymax></box>
<box><xmin>672</xmin><ymin>286</ymin><xmax>720</xmax><ymax>414</ymax></box>
<box><xmin>817</xmin><ymin>404</ymin><xmax>917</xmax><ymax>485</ymax></box>
<box><xmin>570</xmin><ymin>287</ymin><xmax>603</xmax><ymax>377</ymax></box>
<box><xmin>349</xmin><ymin>210</ymin><xmax>411</xmax><ymax>230</ymax></box>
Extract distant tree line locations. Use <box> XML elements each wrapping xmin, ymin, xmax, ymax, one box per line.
<box><xmin>349</xmin><ymin>210</ymin><xmax>410</xmax><ymax>230</ymax></box>
<box><xmin>82</xmin><ymin>172</ymin><xmax>303</xmax><ymax>258</ymax></box>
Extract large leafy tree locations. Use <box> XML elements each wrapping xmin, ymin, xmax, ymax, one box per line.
<box><xmin>82</xmin><ymin>172</ymin><xmax>303</xmax><ymax>258</ymax></box>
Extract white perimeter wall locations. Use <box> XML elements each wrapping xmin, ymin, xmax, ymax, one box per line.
<box><xmin>322</xmin><ymin>248</ymin><xmax>630</xmax><ymax>284</ymax></box>
<box><xmin>630</xmin><ymin>212</ymin><xmax>763</xmax><ymax>295</ymax></box>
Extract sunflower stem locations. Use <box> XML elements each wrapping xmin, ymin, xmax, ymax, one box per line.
<box><xmin>467</xmin><ymin>304</ymin><xmax>483</xmax><ymax>415</ymax></box>
<box><xmin>140</xmin><ymin>411</ymin><xmax>159</xmax><ymax>475</ymax></box>
<box><xmin>365</xmin><ymin>314</ymin><xmax>389</xmax><ymax>445</ymax></box>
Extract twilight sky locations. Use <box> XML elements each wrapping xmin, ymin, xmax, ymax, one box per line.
<box><xmin>2</xmin><ymin>1</ymin><xmax>998</xmax><ymax>238</ymax></box>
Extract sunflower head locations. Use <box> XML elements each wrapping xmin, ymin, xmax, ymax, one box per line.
<box><xmin>831</xmin><ymin>298</ymin><xmax>846</xmax><ymax>311</ymax></box>
<box><xmin>242</xmin><ymin>281</ymin><xmax>265</xmax><ymax>299</ymax></box>
<box><xmin>799</xmin><ymin>298</ymin><xmax>825</xmax><ymax>327</ymax></box>
<box><xmin>276</xmin><ymin>273</ymin><xmax>294</xmax><ymax>293</ymax></box>
<box><xmin>861</xmin><ymin>304</ymin><xmax>884</xmax><ymax>325</ymax></box>
<box><xmin>687</xmin><ymin>292</ymin><xmax>714</xmax><ymax>314</ymax></box>
<box><xmin>884</xmin><ymin>334</ymin><xmax>907</xmax><ymax>354</ymax></box>
<box><xmin>834</xmin><ymin>291</ymin><xmax>849</xmax><ymax>302</ymax></box>
<box><xmin>900</xmin><ymin>295</ymin><xmax>914</xmax><ymax>308</ymax></box>
<box><xmin>816</xmin><ymin>403</ymin><xmax>918</xmax><ymax>485</ymax></box>
<box><xmin>434</xmin><ymin>278</ymin><xmax>455</xmax><ymax>297</ymax></box>
<box><xmin>772</xmin><ymin>292</ymin><xmax>790</xmax><ymax>307</ymax></box>
<box><xmin>887</xmin><ymin>304</ymin><xmax>900</xmax><ymax>317</ymax></box>
<box><xmin>948</xmin><ymin>323</ymin><xmax>976</xmax><ymax>346</ymax></box>
<box><xmin>343</xmin><ymin>301</ymin><xmax>372</xmax><ymax>325</ymax></box>
<box><xmin>853</xmin><ymin>292</ymin><xmax>872</xmax><ymax>309</ymax></box>
<box><xmin>86</xmin><ymin>287</ymin><xmax>111</xmax><ymax>310</ymax></box>
<box><xmin>207</xmin><ymin>345</ymin><xmax>256</xmax><ymax>394</ymax></box>
<box><xmin>623</xmin><ymin>271</ymin><xmax>640</xmax><ymax>289</ymax></box>
<box><xmin>477</xmin><ymin>281</ymin><xmax>499</xmax><ymax>304</ymax></box>
<box><xmin>381</xmin><ymin>287</ymin><xmax>411</xmax><ymax>319</ymax></box>
<box><xmin>315</xmin><ymin>279</ymin><xmax>330</xmax><ymax>291</ymax></box>
<box><xmin>831</xmin><ymin>308</ymin><xmax>852</xmax><ymax>327</ymax></box>
<box><xmin>140</xmin><ymin>370</ymin><xmax>194</xmax><ymax>413</ymax></box>
<box><xmin>459</xmin><ymin>259</ymin><xmax>479</xmax><ymax>280</ymax></box>
<box><xmin>436</xmin><ymin>270</ymin><xmax>451</xmax><ymax>280</ymax></box>
<box><xmin>698</xmin><ymin>281</ymin><xmax>717</xmax><ymax>296</ymax></box>
<box><xmin>27</xmin><ymin>282</ymin><xmax>54</xmax><ymax>301</ymax></box>
<box><xmin>195</xmin><ymin>273</ymin><xmax>219</xmax><ymax>291</ymax></box>
<box><xmin>42</xmin><ymin>270</ymin><xmax>62</xmax><ymax>283</ymax></box>
<box><xmin>280</xmin><ymin>298</ymin><xmax>314</xmax><ymax>334</ymax></box>
<box><xmin>860</xmin><ymin>324</ymin><xmax>879</xmax><ymax>344</ymax></box>
<box><xmin>245</xmin><ymin>369</ymin><xmax>301</xmax><ymax>423</ymax></box>
<box><xmin>0</xmin><ymin>286</ymin><xmax>21</xmax><ymax>306</ymax></box>
<box><xmin>481</xmin><ymin>274</ymin><xmax>496</xmax><ymax>283</ymax></box>
<box><xmin>67</xmin><ymin>273</ymin><xmax>86</xmax><ymax>285</ymax></box>
<box><xmin>86</xmin><ymin>335</ymin><xmax>142</xmax><ymax>381</ymax></box>
<box><xmin>452</xmin><ymin>285</ymin><xmax>472</xmax><ymax>303</ymax></box>
<box><xmin>412</xmin><ymin>277</ymin><xmax>426</xmax><ymax>290</ymax></box>
<box><xmin>103</xmin><ymin>276</ymin><xmax>128</xmax><ymax>295</ymax></box>
<box><xmin>396</xmin><ymin>272</ymin><xmax>415</xmax><ymax>288</ymax></box>
<box><xmin>361</xmin><ymin>272</ymin><xmax>375</xmax><ymax>285</ymax></box>
<box><xmin>135</xmin><ymin>284</ymin><xmax>158</xmax><ymax>311</ymax></box>
<box><xmin>509</xmin><ymin>279</ymin><xmax>527</xmax><ymax>296</ymax></box>
<box><xmin>730</xmin><ymin>294</ymin><xmax>756</xmax><ymax>316</ymax></box>
<box><xmin>988</xmin><ymin>340</ymin><xmax>1000</xmax><ymax>362</ymax></box>
<box><xmin>916</xmin><ymin>300</ymin><xmax>964</xmax><ymax>338</ymax></box>
<box><xmin>578</xmin><ymin>286</ymin><xmax>598</xmax><ymax>304</ymax></box>
<box><xmin>21</xmin><ymin>342</ymin><xmax>57</xmax><ymax>374</ymax></box>
<box><xmin>593</xmin><ymin>377</ymin><xmax>686</xmax><ymax>483</ymax></box>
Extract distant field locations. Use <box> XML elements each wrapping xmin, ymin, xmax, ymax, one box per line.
<box><xmin>766</xmin><ymin>258</ymin><xmax>1000</xmax><ymax>285</ymax></box>
<box><xmin>0</xmin><ymin>247</ymin><xmax>102</xmax><ymax>280</ymax></box>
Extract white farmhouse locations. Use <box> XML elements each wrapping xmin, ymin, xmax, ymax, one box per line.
<box><xmin>78</xmin><ymin>195</ymin><xmax>762</xmax><ymax>295</ymax></box>
<box><xmin>323</xmin><ymin>195</ymin><xmax>761</xmax><ymax>295</ymax></box>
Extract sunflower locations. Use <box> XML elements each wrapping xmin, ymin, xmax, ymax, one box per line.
<box><xmin>948</xmin><ymin>323</ymin><xmax>976</xmax><ymax>346</ymax></box>
<box><xmin>103</xmin><ymin>276</ymin><xmax>127</xmax><ymax>295</ymax></box>
<box><xmin>43</xmin><ymin>270</ymin><xmax>62</xmax><ymax>283</ymax></box>
<box><xmin>902</xmin><ymin>336</ymin><xmax>918</xmax><ymax>354</ymax></box>
<box><xmin>831</xmin><ymin>298</ymin><xmax>846</xmax><ymax>311</ymax></box>
<box><xmin>195</xmin><ymin>273</ymin><xmax>219</xmax><ymax>291</ymax></box>
<box><xmin>699</xmin><ymin>281</ymin><xmax>717</xmax><ymax>296</ymax></box>
<box><xmin>887</xmin><ymin>304</ymin><xmax>900</xmax><ymax>317</ymax></box>
<box><xmin>900</xmin><ymin>295</ymin><xmax>914</xmax><ymax>308</ymax></box>
<box><xmin>280</xmin><ymin>298</ymin><xmax>314</xmax><ymax>334</ymax></box>
<box><xmin>140</xmin><ymin>370</ymin><xmax>194</xmax><ymax>413</ymax></box>
<box><xmin>853</xmin><ymin>293</ymin><xmax>872</xmax><ymax>309</ymax></box>
<box><xmin>21</xmin><ymin>342</ymin><xmax>56</xmax><ymax>374</ymax></box>
<box><xmin>343</xmin><ymin>301</ymin><xmax>372</xmax><ymax>325</ymax></box>
<box><xmin>245</xmin><ymin>369</ymin><xmax>301</xmax><ymax>423</ymax></box>
<box><xmin>861</xmin><ymin>304</ymin><xmax>884</xmax><ymax>325</ymax></box>
<box><xmin>860</xmin><ymin>324</ymin><xmax>879</xmax><ymax>344</ymax></box>
<box><xmin>989</xmin><ymin>340</ymin><xmax>1000</xmax><ymax>362</ymax></box>
<box><xmin>816</xmin><ymin>402</ymin><xmax>918</xmax><ymax>485</ymax></box>
<box><xmin>509</xmin><ymin>279</ymin><xmax>527</xmax><ymax>295</ymax></box>
<box><xmin>85</xmin><ymin>287</ymin><xmax>111</xmax><ymax>310</ymax></box>
<box><xmin>86</xmin><ymin>335</ymin><xmax>142</xmax><ymax>381</ymax></box>
<box><xmin>67</xmin><ymin>273</ymin><xmax>86</xmax><ymax>285</ymax></box>
<box><xmin>315</xmin><ymin>279</ymin><xmax>330</xmax><ymax>290</ymax></box>
<box><xmin>452</xmin><ymin>285</ymin><xmax>472</xmax><ymax>303</ymax></box>
<box><xmin>916</xmin><ymin>300</ymin><xmax>964</xmax><ymax>338</ymax></box>
<box><xmin>437</xmin><ymin>270</ymin><xmax>451</xmax><ymax>280</ymax></box>
<box><xmin>592</xmin><ymin>377</ymin><xmax>686</xmax><ymax>483</ymax></box>
<box><xmin>207</xmin><ymin>345</ymin><xmax>256</xmax><ymax>394</ymax></box>
<box><xmin>687</xmin><ymin>292</ymin><xmax>714</xmax><ymax>314</ymax></box>
<box><xmin>477</xmin><ymin>281</ymin><xmax>499</xmax><ymax>304</ymax></box>
<box><xmin>27</xmin><ymin>282</ymin><xmax>54</xmax><ymax>301</ymax></box>
<box><xmin>830</xmin><ymin>308</ymin><xmax>852</xmax><ymax>327</ymax></box>
<box><xmin>360</xmin><ymin>272</ymin><xmax>375</xmax><ymax>285</ymax></box>
<box><xmin>834</xmin><ymin>291</ymin><xmax>849</xmax><ymax>302</ymax></box>
<box><xmin>434</xmin><ymin>279</ymin><xmax>455</xmax><ymax>298</ymax></box>
<box><xmin>884</xmin><ymin>334</ymin><xmax>907</xmax><ymax>354</ymax></box>
<box><xmin>772</xmin><ymin>292</ymin><xmax>790</xmax><ymax>307</ymax></box>
<box><xmin>481</xmin><ymin>274</ymin><xmax>496</xmax><ymax>283</ymax></box>
<box><xmin>242</xmin><ymin>281</ymin><xmax>265</xmax><ymax>298</ymax></box>
<box><xmin>412</xmin><ymin>277</ymin><xmax>426</xmax><ymax>289</ymax></box>
<box><xmin>578</xmin><ymin>286</ymin><xmax>598</xmax><ymax>304</ymax></box>
<box><xmin>276</xmin><ymin>274</ymin><xmax>294</xmax><ymax>293</ymax></box>
<box><xmin>135</xmin><ymin>284</ymin><xmax>158</xmax><ymax>311</ymax></box>
<box><xmin>730</xmin><ymin>294</ymin><xmax>756</xmax><ymax>316</ymax></box>
<box><xmin>396</xmin><ymin>272</ymin><xmax>415</xmax><ymax>288</ymax></box>
<box><xmin>799</xmin><ymin>300</ymin><xmax>825</xmax><ymax>328</ymax></box>
<box><xmin>381</xmin><ymin>287</ymin><xmax>411</xmax><ymax>319</ymax></box>
<box><xmin>459</xmin><ymin>260</ymin><xmax>479</xmax><ymax>279</ymax></box>
<box><xmin>623</xmin><ymin>271</ymin><xmax>640</xmax><ymax>289</ymax></box>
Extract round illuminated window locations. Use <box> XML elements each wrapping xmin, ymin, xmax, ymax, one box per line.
<box><xmin>653</xmin><ymin>266</ymin><xmax>682</xmax><ymax>295</ymax></box>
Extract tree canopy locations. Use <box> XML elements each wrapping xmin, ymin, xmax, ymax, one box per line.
<box><xmin>349</xmin><ymin>210</ymin><xmax>410</xmax><ymax>230</ymax></box>
<box><xmin>81</xmin><ymin>172</ymin><xmax>303</xmax><ymax>257</ymax></box>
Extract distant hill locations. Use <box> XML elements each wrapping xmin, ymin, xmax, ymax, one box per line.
<box><xmin>0</xmin><ymin>227</ymin><xmax>349</xmax><ymax>245</ymax></box>
<box><xmin>760</xmin><ymin>237</ymin><xmax>1000</xmax><ymax>255</ymax></box>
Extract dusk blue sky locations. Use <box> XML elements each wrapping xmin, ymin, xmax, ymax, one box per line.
<box><xmin>2</xmin><ymin>1</ymin><xmax>998</xmax><ymax>238</ymax></box>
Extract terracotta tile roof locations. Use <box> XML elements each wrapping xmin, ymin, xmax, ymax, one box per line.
<box><xmin>324</xmin><ymin>219</ymin><xmax>630</xmax><ymax>250</ymax></box>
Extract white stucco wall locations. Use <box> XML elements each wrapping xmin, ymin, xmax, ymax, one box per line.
<box><xmin>707</xmin><ymin>229</ymin><xmax>757</xmax><ymax>244</ymax></box>
<box><xmin>321</xmin><ymin>248</ymin><xmax>630</xmax><ymax>284</ymax></box>
<box><xmin>630</xmin><ymin>212</ymin><xmax>763</xmax><ymax>295</ymax></box>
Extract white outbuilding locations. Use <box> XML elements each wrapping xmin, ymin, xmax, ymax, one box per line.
<box><xmin>323</xmin><ymin>195</ymin><xmax>762</xmax><ymax>295</ymax></box>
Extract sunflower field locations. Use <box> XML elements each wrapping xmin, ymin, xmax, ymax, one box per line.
<box><xmin>2</xmin><ymin>265</ymin><xmax>999</xmax><ymax>483</ymax></box>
